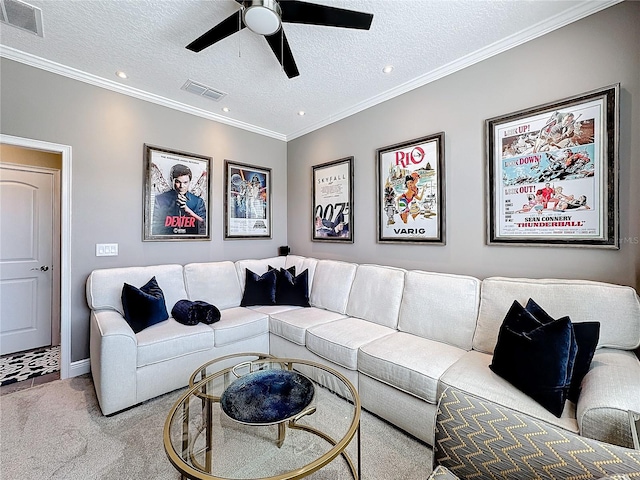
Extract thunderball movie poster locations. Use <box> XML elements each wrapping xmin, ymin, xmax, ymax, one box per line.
<box><xmin>491</xmin><ymin>98</ymin><xmax>606</xmax><ymax>242</ymax></box>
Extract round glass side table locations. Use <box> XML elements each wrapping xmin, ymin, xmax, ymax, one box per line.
<box><xmin>164</xmin><ymin>353</ymin><xmax>361</xmax><ymax>480</ymax></box>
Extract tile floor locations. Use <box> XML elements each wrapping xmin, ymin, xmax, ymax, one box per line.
<box><xmin>0</xmin><ymin>370</ymin><xmax>60</xmax><ymax>396</ymax></box>
<box><xmin>0</xmin><ymin>345</ymin><xmax>61</xmax><ymax>396</ymax></box>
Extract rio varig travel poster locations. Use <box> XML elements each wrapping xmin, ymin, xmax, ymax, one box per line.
<box><xmin>377</xmin><ymin>133</ymin><xmax>445</xmax><ymax>244</ymax></box>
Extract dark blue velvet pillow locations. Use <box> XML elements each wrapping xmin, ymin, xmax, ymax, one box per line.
<box><xmin>567</xmin><ymin>321</ymin><xmax>600</xmax><ymax>402</ymax></box>
<box><xmin>275</xmin><ymin>268</ymin><xmax>310</xmax><ymax>307</ymax></box>
<box><xmin>240</xmin><ymin>269</ymin><xmax>277</xmax><ymax>306</ymax></box>
<box><xmin>121</xmin><ymin>276</ymin><xmax>169</xmax><ymax>333</ymax></box>
<box><xmin>269</xmin><ymin>265</ymin><xmax>295</xmax><ymax>277</ymax></box>
<box><xmin>525</xmin><ymin>298</ymin><xmax>599</xmax><ymax>403</ymax></box>
<box><xmin>171</xmin><ymin>299</ymin><xmax>221</xmax><ymax>326</ymax></box>
<box><xmin>490</xmin><ymin>300</ymin><xmax>577</xmax><ymax>417</ymax></box>
<box><xmin>525</xmin><ymin>298</ymin><xmax>577</xmax><ymax>391</ymax></box>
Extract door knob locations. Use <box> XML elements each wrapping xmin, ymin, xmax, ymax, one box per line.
<box><xmin>30</xmin><ymin>266</ymin><xmax>49</xmax><ymax>271</ymax></box>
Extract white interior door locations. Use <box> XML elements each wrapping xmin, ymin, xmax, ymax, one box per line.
<box><xmin>0</xmin><ymin>165</ymin><xmax>53</xmax><ymax>355</ymax></box>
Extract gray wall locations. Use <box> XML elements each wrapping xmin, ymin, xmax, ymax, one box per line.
<box><xmin>0</xmin><ymin>60</ymin><xmax>287</xmax><ymax>361</ymax></box>
<box><xmin>287</xmin><ymin>2</ymin><xmax>640</xmax><ymax>289</ymax></box>
<box><xmin>1</xmin><ymin>2</ymin><xmax>639</xmax><ymax>364</ymax></box>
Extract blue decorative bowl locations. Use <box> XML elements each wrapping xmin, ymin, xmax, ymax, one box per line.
<box><xmin>220</xmin><ymin>369</ymin><xmax>315</xmax><ymax>424</ymax></box>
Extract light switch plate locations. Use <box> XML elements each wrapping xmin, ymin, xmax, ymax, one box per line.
<box><xmin>96</xmin><ymin>243</ymin><xmax>118</xmax><ymax>256</ymax></box>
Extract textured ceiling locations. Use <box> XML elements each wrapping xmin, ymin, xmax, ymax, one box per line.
<box><xmin>0</xmin><ymin>0</ymin><xmax>621</xmax><ymax>140</ymax></box>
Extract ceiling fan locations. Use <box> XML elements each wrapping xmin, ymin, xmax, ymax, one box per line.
<box><xmin>186</xmin><ymin>0</ymin><xmax>374</xmax><ymax>79</ymax></box>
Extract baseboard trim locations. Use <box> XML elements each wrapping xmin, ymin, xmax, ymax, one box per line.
<box><xmin>68</xmin><ymin>358</ymin><xmax>90</xmax><ymax>378</ymax></box>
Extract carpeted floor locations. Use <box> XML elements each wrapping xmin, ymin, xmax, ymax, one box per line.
<box><xmin>0</xmin><ymin>345</ymin><xmax>60</xmax><ymax>386</ymax></box>
<box><xmin>0</xmin><ymin>374</ymin><xmax>433</xmax><ymax>479</ymax></box>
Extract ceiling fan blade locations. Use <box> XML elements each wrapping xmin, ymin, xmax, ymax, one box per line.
<box><xmin>265</xmin><ymin>30</ymin><xmax>300</xmax><ymax>78</ymax></box>
<box><xmin>186</xmin><ymin>10</ymin><xmax>245</xmax><ymax>52</ymax></box>
<box><xmin>280</xmin><ymin>1</ymin><xmax>373</xmax><ymax>30</ymax></box>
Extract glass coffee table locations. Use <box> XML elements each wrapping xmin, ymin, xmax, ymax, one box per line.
<box><xmin>164</xmin><ymin>353</ymin><xmax>361</xmax><ymax>480</ymax></box>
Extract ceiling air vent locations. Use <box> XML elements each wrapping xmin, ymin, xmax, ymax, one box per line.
<box><xmin>181</xmin><ymin>80</ymin><xmax>227</xmax><ymax>102</ymax></box>
<box><xmin>0</xmin><ymin>0</ymin><xmax>43</xmax><ymax>37</ymax></box>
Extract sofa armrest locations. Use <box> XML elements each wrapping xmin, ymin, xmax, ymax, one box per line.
<box><xmin>434</xmin><ymin>387</ymin><xmax>640</xmax><ymax>479</ymax></box>
<box><xmin>90</xmin><ymin>310</ymin><xmax>138</xmax><ymax>415</ymax></box>
<box><xmin>578</xmin><ymin>348</ymin><xmax>640</xmax><ymax>448</ymax></box>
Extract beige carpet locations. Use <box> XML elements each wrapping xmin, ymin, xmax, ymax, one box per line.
<box><xmin>0</xmin><ymin>374</ymin><xmax>433</xmax><ymax>479</ymax></box>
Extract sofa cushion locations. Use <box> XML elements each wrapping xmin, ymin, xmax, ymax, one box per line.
<box><xmin>309</xmin><ymin>260</ymin><xmax>358</xmax><ymax>314</ymax></box>
<box><xmin>346</xmin><ymin>264</ymin><xmax>405</xmax><ymax>329</ymax></box>
<box><xmin>359</xmin><ymin>332</ymin><xmax>467</xmax><ymax>404</ymax></box>
<box><xmin>121</xmin><ymin>277</ymin><xmax>169</xmax><ymax>333</ymax></box>
<box><xmin>270</xmin><ymin>307</ymin><xmax>347</xmax><ymax>345</ymax></box>
<box><xmin>474</xmin><ymin>277</ymin><xmax>640</xmax><ymax>354</ymax></box>
<box><xmin>183</xmin><ymin>261</ymin><xmax>242</xmax><ymax>309</ymax></box>
<box><xmin>87</xmin><ymin>264</ymin><xmax>187</xmax><ymax>315</ymax></box>
<box><xmin>439</xmin><ymin>350</ymin><xmax>579</xmax><ymax>434</ymax></box>
<box><xmin>210</xmin><ymin>307</ymin><xmax>269</xmax><ymax>347</ymax></box>
<box><xmin>489</xmin><ymin>300</ymin><xmax>577</xmax><ymax>417</ymax></box>
<box><xmin>398</xmin><ymin>270</ymin><xmax>480</xmax><ymax>350</ymax></box>
<box><xmin>249</xmin><ymin>305</ymin><xmax>302</xmax><ymax>315</ymax></box>
<box><xmin>136</xmin><ymin>319</ymin><xmax>213</xmax><ymax>367</ymax></box>
<box><xmin>306</xmin><ymin>317</ymin><xmax>395</xmax><ymax>370</ymax></box>
<box><xmin>240</xmin><ymin>269</ymin><xmax>277</xmax><ymax>306</ymax></box>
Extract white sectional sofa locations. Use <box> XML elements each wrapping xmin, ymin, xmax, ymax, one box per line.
<box><xmin>86</xmin><ymin>255</ymin><xmax>640</xmax><ymax>450</ymax></box>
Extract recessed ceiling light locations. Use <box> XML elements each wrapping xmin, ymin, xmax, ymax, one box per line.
<box><xmin>115</xmin><ymin>71</ymin><xmax>128</xmax><ymax>79</ymax></box>
<box><xmin>298</xmin><ymin>111</ymin><xmax>305</xmax><ymax>116</ymax></box>
<box><xmin>382</xmin><ymin>65</ymin><xmax>394</xmax><ymax>74</ymax></box>
<box><xmin>222</xmin><ymin>107</ymin><xmax>230</xmax><ymax>113</ymax></box>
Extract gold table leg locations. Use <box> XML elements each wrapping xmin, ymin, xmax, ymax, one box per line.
<box><xmin>277</xmin><ymin>422</ymin><xmax>286</xmax><ymax>448</ymax></box>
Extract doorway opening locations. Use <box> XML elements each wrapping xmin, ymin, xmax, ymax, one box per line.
<box><xmin>0</xmin><ymin>134</ymin><xmax>72</xmax><ymax>381</ymax></box>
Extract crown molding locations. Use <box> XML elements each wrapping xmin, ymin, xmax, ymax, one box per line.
<box><xmin>285</xmin><ymin>0</ymin><xmax>623</xmax><ymax>141</ymax></box>
<box><xmin>0</xmin><ymin>46</ymin><xmax>287</xmax><ymax>142</ymax></box>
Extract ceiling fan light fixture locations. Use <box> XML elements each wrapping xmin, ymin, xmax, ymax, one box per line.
<box><xmin>242</xmin><ymin>0</ymin><xmax>281</xmax><ymax>36</ymax></box>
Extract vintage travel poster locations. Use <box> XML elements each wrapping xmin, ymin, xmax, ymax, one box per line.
<box><xmin>224</xmin><ymin>161</ymin><xmax>271</xmax><ymax>238</ymax></box>
<box><xmin>377</xmin><ymin>133</ymin><xmax>445</xmax><ymax>244</ymax></box>
<box><xmin>312</xmin><ymin>157</ymin><xmax>353</xmax><ymax>242</ymax></box>
<box><xmin>144</xmin><ymin>144</ymin><xmax>211</xmax><ymax>241</ymax></box>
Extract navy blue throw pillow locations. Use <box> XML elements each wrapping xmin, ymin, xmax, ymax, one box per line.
<box><xmin>121</xmin><ymin>276</ymin><xmax>169</xmax><ymax>333</ymax></box>
<box><xmin>490</xmin><ymin>300</ymin><xmax>577</xmax><ymax>417</ymax></box>
<box><xmin>525</xmin><ymin>298</ymin><xmax>600</xmax><ymax>402</ymax></box>
<box><xmin>275</xmin><ymin>268</ymin><xmax>310</xmax><ymax>307</ymax></box>
<box><xmin>240</xmin><ymin>269</ymin><xmax>277</xmax><ymax>306</ymax></box>
<box><xmin>171</xmin><ymin>299</ymin><xmax>221</xmax><ymax>326</ymax></box>
<box><xmin>525</xmin><ymin>298</ymin><xmax>577</xmax><ymax>392</ymax></box>
<box><xmin>568</xmin><ymin>322</ymin><xmax>600</xmax><ymax>402</ymax></box>
<box><xmin>269</xmin><ymin>265</ymin><xmax>295</xmax><ymax>277</ymax></box>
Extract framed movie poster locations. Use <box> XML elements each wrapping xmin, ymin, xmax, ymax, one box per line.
<box><xmin>224</xmin><ymin>160</ymin><xmax>271</xmax><ymax>239</ymax></box>
<box><xmin>143</xmin><ymin>144</ymin><xmax>211</xmax><ymax>241</ymax></box>
<box><xmin>312</xmin><ymin>157</ymin><xmax>354</xmax><ymax>242</ymax></box>
<box><xmin>376</xmin><ymin>133</ymin><xmax>445</xmax><ymax>244</ymax></box>
<box><xmin>487</xmin><ymin>84</ymin><xmax>619</xmax><ymax>248</ymax></box>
